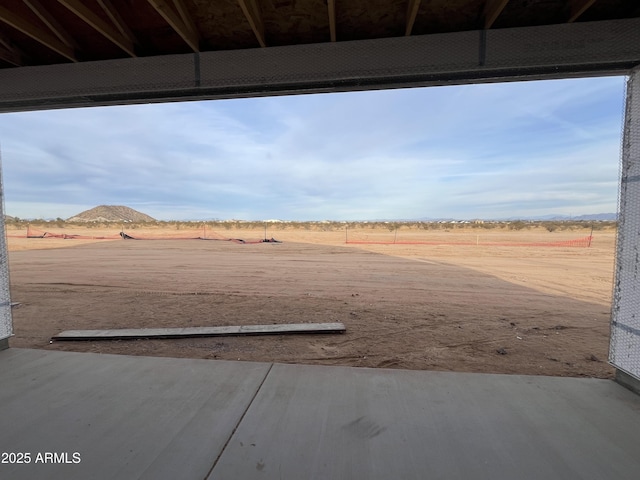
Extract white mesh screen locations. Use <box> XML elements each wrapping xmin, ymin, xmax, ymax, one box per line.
<box><xmin>0</xmin><ymin>149</ymin><xmax>12</xmax><ymax>340</ymax></box>
<box><xmin>610</xmin><ymin>67</ymin><xmax>640</xmax><ymax>380</ymax></box>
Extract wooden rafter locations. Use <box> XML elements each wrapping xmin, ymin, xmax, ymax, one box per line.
<box><xmin>568</xmin><ymin>0</ymin><xmax>597</xmax><ymax>23</ymax></box>
<box><xmin>57</xmin><ymin>0</ymin><xmax>136</xmax><ymax>56</ymax></box>
<box><xmin>0</xmin><ymin>45</ymin><xmax>21</xmax><ymax>66</ymax></box>
<box><xmin>0</xmin><ymin>32</ymin><xmax>23</xmax><ymax>66</ymax></box>
<box><xmin>0</xmin><ymin>30</ymin><xmax>28</xmax><ymax>61</ymax></box>
<box><xmin>173</xmin><ymin>0</ymin><xmax>198</xmax><ymax>40</ymax></box>
<box><xmin>96</xmin><ymin>0</ymin><xmax>138</xmax><ymax>46</ymax></box>
<box><xmin>483</xmin><ymin>0</ymin><xmax>510</xmax><ymax>29</ymax></box>
<box><xmin>23</xmin><ymin>0</ymin><xmax>79</xmax><ymax>50</ymax></box>
<box><xmin>147</xmin><ymin>0</ymin><xmax>199</xmax><ymax>52</ymax></box>
<box><xmin>328</xmin><ymin>0</ymin><xmax>336</xmax><ymax>42</ymax></box>
<box><xmin>0</xmin><ymin>5</ymin><xmax>76</xmax><ymax>61</ymax></box>
<box><xmin>0</xmin><ymin>35</ymin><xmax>10</xmax><ymax>50</ymax></box>
<box><xmin>405</xmin><ymin>0</ymin><xmax>421</xmax><ymax>36</ymax></box>
<box><xmin>238</xmin><ymin>0</ymin><xmax>266</xmax><ymax>48</ymax></box>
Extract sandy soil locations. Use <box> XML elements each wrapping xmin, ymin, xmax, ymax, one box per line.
<box><xmin>6</xmin><ymin>225</ymin><xmax>616</xmax><ymax>378</ymax></box>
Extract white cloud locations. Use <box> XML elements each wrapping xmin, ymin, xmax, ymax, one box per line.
<box><xmin>0</xmin><ymin>76</ymin><xmax>626</xmax><ymax>220</ymax></box>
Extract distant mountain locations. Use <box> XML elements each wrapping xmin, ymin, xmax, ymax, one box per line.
<box><xmin>67</xmin><ymin>205</ymin><xmax>156</xmax><ymax>223</ymax></box>
<box><xmin>506</xmin><ymin>213</ymin><xmax>618</xmax><ymax>221</ymax></box>
<box><xmin>570</xmin><ymin>213</ymin><xmax>617</xmax><ymax>221</ymax></box>
<box><xmin>417</xmin><ymin>213</ymin><xmax>617</xmax><ymax>222</ymax></box>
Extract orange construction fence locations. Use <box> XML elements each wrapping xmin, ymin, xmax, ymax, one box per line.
<box><xmin>345</xmin><ymin>235</ymin><xmax>593</xmax><ymax>248</ymax></box>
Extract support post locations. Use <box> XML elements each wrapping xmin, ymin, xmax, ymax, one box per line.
<box><xmin>0</xmin><ymin>148</ymin><xmax>12</xmax><ymax>345</ymax></box>
<box><xmin>610</xmin><ymin>67</ymin><xmax>640</xmax><ymax>385</ymax></box>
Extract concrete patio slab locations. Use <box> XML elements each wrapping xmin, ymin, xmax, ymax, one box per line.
<box><xmin>1</xmin><ymin>348</ymin><xmax>640</xmax><ymax>480</ymax></box>
<box><xmin>0</xmin><ymin>348</ymin><xmax>270</xmax><ymax>480</ymax></box>
<box><xmin>211</xmin><ymin>363</ymin><xmax>640</xmax><ymax>480</ymax></box>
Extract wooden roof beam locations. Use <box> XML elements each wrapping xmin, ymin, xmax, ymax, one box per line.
<box><xmin>328</xmin><ymin>0</ymin><xmax>336</xmax><ymax>42</ymax></box>
<box><xmin>57</xmin><ymin>0</ymin><xmax>136</xmax><ymax>57</ymax></box>
<box><xmin>238</xmin><ymin>0</ymin><xmax>266</xmax><ymax>48</ymax></box>
<box><xmin>0</xmin><ymin>5</ymin><xmax>76</xmax><ymax>61</ymax></box>
<box><xmin>0</xmin><ymin>44</ymin><xmax>21</xmax><ymax>66</ymax></box>
<box><xmin>406</xmin><ymin>0</ymin><xmax>421</xmax><ymax>36</ymax></box>
<box><xmin>147</xmin><ymin>0</ymin><xmax>199</xmax><ymax>52</ymax></box>
<box><xmin>0</xmin><ymin>34</ymin><xmax>11</xmax><ymax>50</ymax></box>
<box><xmin>0</xmin><ymin>30</ymin><xmax>29</xmax><ymax>64</ymax></box>
<box><xmin>483</xmin><ymin>0</ymin><xmax>510</xmax><ymax>29</ymax></box>
<box><xmin>23</xmin><ymin>0</ymin><xmax>79</xmax><ymax>50</ymax></box>
<box><xmin>96</xmin><ymin>0</ymin><xmax>139</xmax><ymax>47</ymax></box>
<box><xmin>568</xmin><ymin>0</ymin><xmax>597</xmax><ymax>23</ymax></box>
<box><xmin>0</xmin><ymin>33</ymin><xmax>24</xmax><ymax>66</ymax></box>
<box><xmin>173</xmin><ymin>0</ymin><xmax>198</xmax><ymax>41</ymax></box>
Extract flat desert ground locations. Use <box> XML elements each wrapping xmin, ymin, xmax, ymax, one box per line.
<box><xmin>6</xmin><ymin>225</ymin><xmax>616</xmax><ymax>378</ymax></box>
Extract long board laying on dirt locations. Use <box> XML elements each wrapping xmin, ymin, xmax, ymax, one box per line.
<box><xmin>52</xmin><ymin>323</ymin><xmax>346</xmax><ymax>341</ymax></box>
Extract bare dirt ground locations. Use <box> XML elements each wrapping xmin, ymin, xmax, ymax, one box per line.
<box><xmin>6</xmin><ymin>225</ymin><xmax>616</xmax><ymax>378</ymax></box>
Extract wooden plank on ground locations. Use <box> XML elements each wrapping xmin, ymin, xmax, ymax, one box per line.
<box><xmin>52</xmin><ymin>322</ymin><xmax>346</xmax><ymax>341</ymax></box>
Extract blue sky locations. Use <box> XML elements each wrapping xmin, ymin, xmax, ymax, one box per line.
<box><xmin>0</xmin><ymin>76</ymin><xmax>626</xmax><ymax>221</ymax></box>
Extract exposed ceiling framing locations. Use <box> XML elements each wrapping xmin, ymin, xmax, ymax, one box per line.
<box><xmin>23</xmin><ymin>0</ymin><xmax>79</xmax><ymax>51</ymax></box>
<box><xmin>0</xmin><ymin>0</ymin><xmax>635</xmax><ymax>69</ymax></box>
<box><xmin>0</xmin><ymin>3</ymin><xmax>76</xmax><ymax>62</ymax></box>
<box><xmin>327</xmin><ymin>0</ymin><xmax>336</xmax><ymax>42</ymax></box>
<box><xmin>237</xmin><ymin>0</ymin><xmax>265</xmax><ymax>48</ymax></box>
<box><xmin>0</xmin><ymin>31</ymin><xmax>23</xmax><ymax>65</ymax></box>
<box><xmin>147</xmin><ymin>0</ymin><xmax>199</xmax><ymax>52</ymax></box>
<box><xmin>483</xmin><ymin>0</ymin><xmax>510</xmax><ymax>29</ymax></box>
<box><xmin>57</xmin><ymin>0</ymin><xmax>135</xmax><ymax>56</ymax></box>
<box><xmin>96</xmin><ymin>0</ymin><xmax>138</xmax><ymax>48</ymax></box>
<box><xmin>406</xmin><ymin>0</ymin><xmax>421</xmax><ymax>36</ymax></box>
<box><xmin>568</xmin><ymin>0</ymin><xmax>598</xmax><ymax>22</ymax></box>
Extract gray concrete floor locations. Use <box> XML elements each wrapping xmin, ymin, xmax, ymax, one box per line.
<box><xmin>1</xmin><ymin>348</ymin><xmax>639</xmax><ymax>480</ymax></box>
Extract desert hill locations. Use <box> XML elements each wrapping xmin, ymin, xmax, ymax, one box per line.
<box><xmin>67</xmin><ymin>205</ymin><xmax>156</xmax><ymax>223</ymax></box>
